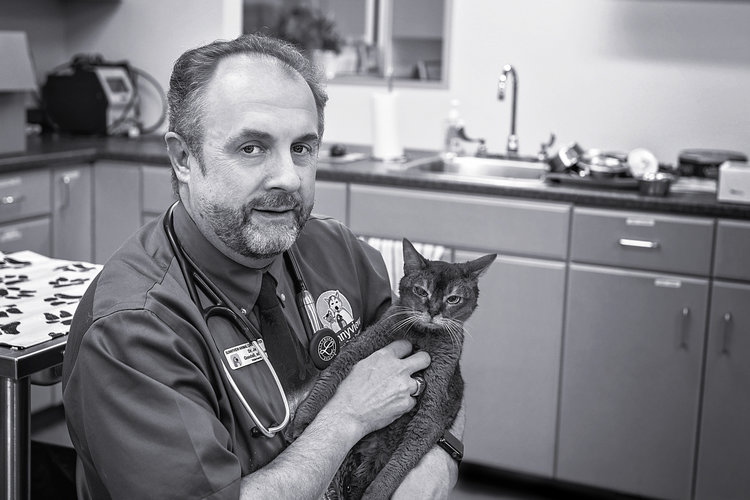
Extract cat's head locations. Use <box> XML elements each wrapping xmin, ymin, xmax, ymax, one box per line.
<box><xmin>397</xmin><ymin>238</ymin><xmax>496</xmax><ymax>333</ymax></box>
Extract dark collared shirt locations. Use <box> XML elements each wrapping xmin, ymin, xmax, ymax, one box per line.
<box><xmin>62</xmin><ymin>203</ymin><xmax>391</xmax><ymax>500</ymax></box>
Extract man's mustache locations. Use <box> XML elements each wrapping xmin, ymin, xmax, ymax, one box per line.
<box><xmin>241</xmin><ymin>193</ymin><xmax>303</xmax><ymax>220</ymax></box>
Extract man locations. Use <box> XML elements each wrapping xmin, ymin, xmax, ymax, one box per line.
<box><xmin>62</xmin><ymin>34</ymin><xmax>463</xmax><ymax>499</ymax></box>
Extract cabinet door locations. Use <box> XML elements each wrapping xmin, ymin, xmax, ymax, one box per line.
<box><xmin>558</xmin><ymin>264</ymin><xmax>708</xmax><ymax>500</ymax></box>
<box><xmin>457</xmin><ymin>251</ymin><xmax>565</xmax><ymax>477</ymax></box>
<box><xmin>141</xmin><ymin>165</ymin><xmax>175</xmax><ymax>224</ymax></box>
<box><xmin>695</xmin><ymin>281</ymin><xmax>750</xmax><ymax>500</ymax></box>
<box><xmin>314</xmin><ymin>181</ymin><xmax>347</xmax><ymax>224</ymax></box>
<box><xmin>93</xmin><ymin>162</ymin><xmax>141</xmax><ymax>264</ymax></box>
<box><xmin>52</xmin><ymin>165</ymin><xmax>92</xmax><ymax>261</ymax></box>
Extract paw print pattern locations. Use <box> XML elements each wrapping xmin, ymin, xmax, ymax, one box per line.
<box><xmin>1</xmin><ymin>321</ymin><xmax>21</xmax><ymax>335</ymax></box>
<box><xmin>44</xmin><ymin>293</ymin><xmax>83</xmax><ymax>307</ymax></box>
<box><xmin>54</xmin><ymin>263</ymin><xmax>97</xmax><ymax>273</ymax></box>
<box><xmin>0</xmin><ymin>274</ymin><xmax>36</xmax><ymax>300</ymax></box>
<box><xmin>0</xmin><ymin>256</ymin><xmax>32</xmax><ymax>270</ymax></box>
<box><xmin>0</xmin><ymin>304</ymin><xmax>22</xmax><ymax>318</ymax></box>
<box><xmin>44</xmin><ymin>310</ymin><xmax>73</xmax><ymax>326</ymax></box>
<box><xmin>48</xmin><ymin>276</ymin><xmax>88</xmax><ymax>289</ymax></box>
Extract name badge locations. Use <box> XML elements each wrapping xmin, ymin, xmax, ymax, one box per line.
<box><xmin>224</xmin><ymin>340</ymin><xmax>266</xmax><ymax>370</ymax></box>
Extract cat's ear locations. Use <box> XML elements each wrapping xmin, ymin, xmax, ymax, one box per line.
<box><xmin>467</xmin><ymin>253</ymin><xmax>497</xmax><ymax>277</ymax></box>
<box><xmin>402</xmin><ymin>238</ymin><xmax>428</xmax><ymax>274</ymax></box>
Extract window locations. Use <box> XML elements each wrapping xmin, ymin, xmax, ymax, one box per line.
<box><xmin>242</xmin><ymin>0</ymin><xmax>450</xmax><ymax>85</ymax></box>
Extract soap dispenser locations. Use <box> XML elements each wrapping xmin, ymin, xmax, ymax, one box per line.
<box><xmin>444</xmin><ymin>99</ymin><xmax>464</xmax><ymax>157</ymax></box>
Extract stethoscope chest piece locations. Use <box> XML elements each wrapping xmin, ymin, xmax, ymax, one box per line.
<box><xmin>309</xmin><ymin>327</ymin><xmax>339</xmax><ymax>370</ymax></box>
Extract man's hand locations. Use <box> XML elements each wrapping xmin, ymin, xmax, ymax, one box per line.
<box><xmin>391</xmin><ymin>445</ymin><xmax>459</xmax><ymax>500</ymax></box>
<box><xmin>324</xmin><ymin>339</ymin><xmax>431</xmax><ymax>436</ymax></box>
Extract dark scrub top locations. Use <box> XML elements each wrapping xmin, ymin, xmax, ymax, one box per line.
<box><xmin>61</xmin><ymin>202</ymin><xmax>392</xmax><ymax>500</ymax></box>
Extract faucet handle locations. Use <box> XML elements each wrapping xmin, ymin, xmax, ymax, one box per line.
<box><xmin>537</xmin><ymin>133</ymin><xmax>556</xmax><ymax>161</ymax></box>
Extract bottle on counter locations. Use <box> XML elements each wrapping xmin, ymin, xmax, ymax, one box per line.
<box><xmin>444</xmin><ymin>99</ymin><xmax>464</xmax><ymax>158</ymax></box>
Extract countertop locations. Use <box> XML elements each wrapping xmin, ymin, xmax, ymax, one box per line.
<box><xmin>2</xmin><ymin>134</ymin><xmax>749</xmax><ymax>220</ymax></box>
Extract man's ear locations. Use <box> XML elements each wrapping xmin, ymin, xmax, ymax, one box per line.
<box><xmin>164</xmin><ymin>132</ymin><xmax>193</xmax><ymax>184</ymax></box>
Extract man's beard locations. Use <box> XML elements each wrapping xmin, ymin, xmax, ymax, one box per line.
<box><xmin>202</xmin><ymin>192</ymin><xmax>312</xmax><ymax>259</ymax></box>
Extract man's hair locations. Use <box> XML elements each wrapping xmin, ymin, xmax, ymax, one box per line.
<box><xmin>167</xmin><ymin>33</ymin><xmax>328</xmax><ymax>179</ymax></box>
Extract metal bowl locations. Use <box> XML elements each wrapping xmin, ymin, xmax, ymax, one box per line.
<box><xmin>638</xmin><ymin>172</ymin><xmax>675</xmax><ymax>196</ymax></box>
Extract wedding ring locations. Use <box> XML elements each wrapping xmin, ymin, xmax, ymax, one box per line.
<box><xmin>411</xmin><ymin>375</ymin><xmax>426</xmax><ymax>398</ymax></box>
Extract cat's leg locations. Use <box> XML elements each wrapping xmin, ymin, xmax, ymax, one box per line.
<box><xmin>361</xmin><ymin>371</ymin><xmax>462</xmax><ymax>499</ymax></box>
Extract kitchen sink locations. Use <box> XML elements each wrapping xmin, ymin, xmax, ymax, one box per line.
<box><xmin>402</xmin><ymin>154</ymin><xmax>549</xmax><ymax>183</ymax></box>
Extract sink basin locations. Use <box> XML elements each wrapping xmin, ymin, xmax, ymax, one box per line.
<box><xmin>403</xmin><ymin>155</ymin><xmax>548</xmax><ymax>182</ymax></box>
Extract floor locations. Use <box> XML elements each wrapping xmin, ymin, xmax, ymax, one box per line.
<box><xmin>31</xmin><ymin>406</ymin><xmax>648</xmax><ymax>500</ymax></box>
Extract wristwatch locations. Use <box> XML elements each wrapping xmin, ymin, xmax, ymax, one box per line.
<box><xmin>437</xmin><ymin>431</ymin><xmax>464</xmax><ymax>463</ymax></box>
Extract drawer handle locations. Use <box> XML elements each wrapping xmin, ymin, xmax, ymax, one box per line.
<box><xmin>721</xmin><ymin>312</ymin><xmax>733</xmax><ymax>355</ymax></box>
<box><xmin>1</xmin><ymin>194</ymin><xmax>25</xmax><ymax>206</ymax></box>
<box><xmin>680</xmin><ymin>307</ymin><xmax>690</xmax><ymax>349</ymax></box>
<box><xmin>619</xmin><ymin>238</ymin><xmax>659</xmax><ymax>249</ymax></box>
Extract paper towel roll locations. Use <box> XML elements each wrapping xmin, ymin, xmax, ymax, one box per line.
<box><xmin>371</xmin><ymin>92</ymin><xmax>403</xmax><ymax>161</ymax></box>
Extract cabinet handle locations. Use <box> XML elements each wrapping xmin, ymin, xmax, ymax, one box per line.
<box><xmin>619</xmin><ymin>238</ymin><xmax>659</xmax><ymax>249</ymax></box>
<box><xmin>58</xmin><ymin>175</ymin><xmax>72</xmax><ymax>210</ymax></box>
<box><xmin>721</xmin><ymin>312</ymin><xmax>733</xmax><ymax>355</ymax></box>
<box><xmin>0</xmin><ymin>194</ymin><xmax>25</xmax><ymax>206</ymax></box>
<box><xmin>680</xmin><ymin>307</ymin><xmax>690</xmax><ymax>348</ymax></box>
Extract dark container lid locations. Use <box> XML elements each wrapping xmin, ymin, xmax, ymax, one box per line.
<box><xmin>679</xmin><ymin>149</ymin><xmax>747</xmax><ymax>167</ymax></box>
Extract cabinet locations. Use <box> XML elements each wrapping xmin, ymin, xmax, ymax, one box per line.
<box><xmin>0</xmin><ymin>169</ymin><xmax>52</xmax><ymax>256</ymax></box>
<box><xmin>314</xmin><ymin>180</ymin><xmax>347</xmax><ymax>224</ymax></box>
<box><xmin>142</xmin><ymin>165</ymin><xmax>175</xmax><ymax>224</ymax></box>
<box><xmin>458</xmin><ymin>252</ymin><xmax>565</xmax><ymax>477</ymax></box>
<box><xmin>695</xmin><ymin>219</ymin><xmax>750</xmax><ymax>500</ymax></box>
<box><xmin>93</xmin><ymin>162</ymin><xmax>142</xmax><ymax>264</ymax></box>
<box><xmin>52</xmin><ymin>165</ymin><xmax>92</xmax><ymax>262</ymax></box>
<box><xmin>349</xmin><ymin>184</ymin><xmax>570</xmax><ymax>476</ymax></box>
<box><xmin>558</xmin><ymin>207</ymin><xmax>713</xmax><ymax>500</ymax></box>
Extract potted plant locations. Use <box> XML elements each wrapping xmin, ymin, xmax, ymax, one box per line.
<box><xmin>274</xmin><ymin>5</ymin><xmax>342</xmax><ymax>78</ymax></box>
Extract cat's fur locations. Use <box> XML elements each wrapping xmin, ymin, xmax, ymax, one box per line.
<box><xmin>290</xmin><ymin>238</ymin><xmax>496</xmax><ymax>499</ymax></box>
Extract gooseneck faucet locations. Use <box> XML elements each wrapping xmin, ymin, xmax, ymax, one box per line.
<box><xmin>498</xmin><ymin>64</ymin><xmax>519</xmax><ymax>155</ymax></box>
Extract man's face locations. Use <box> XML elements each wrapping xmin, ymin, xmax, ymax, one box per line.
<box><xmin>185</xmin><ymin>55</ymin><xmax>319</xmax><ymax>261</ymax></box>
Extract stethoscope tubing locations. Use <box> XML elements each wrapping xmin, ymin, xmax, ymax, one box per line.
<box><xmin>163</xmin><ymin>201</ymin><xmax>290</xmax><ymax>438</ymax></box>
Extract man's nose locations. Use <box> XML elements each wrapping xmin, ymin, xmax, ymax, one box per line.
<box><xmin>265</xmin><ymin>152</ymin><xmax>301</xmax><ymax>191</ymax></box>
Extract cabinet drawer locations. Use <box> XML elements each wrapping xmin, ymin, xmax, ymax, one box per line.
<box><xmin>142</xmin><ymin>165</ymin><xmax>175</xmax><ymax>214</ymax></box>
<box><xmin>714</xmin><ymin>219</ymin><xmax>750</xmax><ymax>281</ymax></box>
<box><xmin>0</xmin><ymin>218</ymin><xmax>51</xmax><ymax>255</ymax></box>
<box><xmin>0</xmin><ymin>170</ymin><xmax>51</xmax><ymax>223</ymax></box>
<box><xmin>571</xmin><ymin>207</ymin><xmax>714</xmax><ymax>276</ymax></box>
<box><xmin>349</xmin><ymin>185</ymin><xmax>571</xmax><ymax>259</ymax></box>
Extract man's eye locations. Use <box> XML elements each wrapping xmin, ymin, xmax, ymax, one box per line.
<box><xmin>413</xmin><ymin>286</ymin><xmax>428</xmax><ymax>298</ymax></box>
<box><xmin>292</xmin><ymin>143</ymin><xmax>312</xmax><ymax>154</ymax></box>
<box><xmin>446</xmin><ymin>295</ymin><xmax>462</xmax><ymax>305</ymax></box>
<box><xmin>241</xmin><ymin>145</ymin><xmax>262</xmax><ymax>154</ymax></box>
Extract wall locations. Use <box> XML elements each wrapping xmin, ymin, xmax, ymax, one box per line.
<box><xmin>0</xmin><ymin>0</ymin><xmax>67</xmax><ymax>86</ymax></box>
<box><xmin>323</xmin><ymin>0</ymin><xmax>750</xmax><ymax>165</ymax></box>
<box><xmin>0</xmin><ymin>0</ymin><xmax>241</xmax><ymax>133</ymax></box>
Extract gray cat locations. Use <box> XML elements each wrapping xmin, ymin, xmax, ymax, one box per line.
<box><xmin>290</xmin><ymin>238</ymin><xmax>496</xmax><ymax>499</ymax></box>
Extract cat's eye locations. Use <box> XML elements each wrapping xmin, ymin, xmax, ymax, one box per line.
<box><xmin>413</xmin><ymin>285</ymin><xmax>429</xmax><ymax>297</ymax></box>
<box><xmin>446</xmin><ymin>295</ymin><xmax>462</xmax><ymax>305</ymax></box>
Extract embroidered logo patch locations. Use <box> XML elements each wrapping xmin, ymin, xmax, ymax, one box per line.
<box><xmin>315</xmin><ymin>290</ymin><xmax>361</xmax><ymax>345</ymax></box>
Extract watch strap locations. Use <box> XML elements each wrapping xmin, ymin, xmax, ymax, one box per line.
<box><xmin>437</xmin><ymin>431</ymin><xmax>464</xmax><ymax>463</ymax></box>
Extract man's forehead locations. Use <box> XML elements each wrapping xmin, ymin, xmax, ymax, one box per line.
<box><xmin>211</xmin><ymin>53</ymin><xmax>305</xmax><ymax>90</ymax></box>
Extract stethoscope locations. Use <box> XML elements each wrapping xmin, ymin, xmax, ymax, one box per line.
<box><xmin>163</xmin><ymin>201</ymin><xmax>339</xmax><ymax>438</ymax></box>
